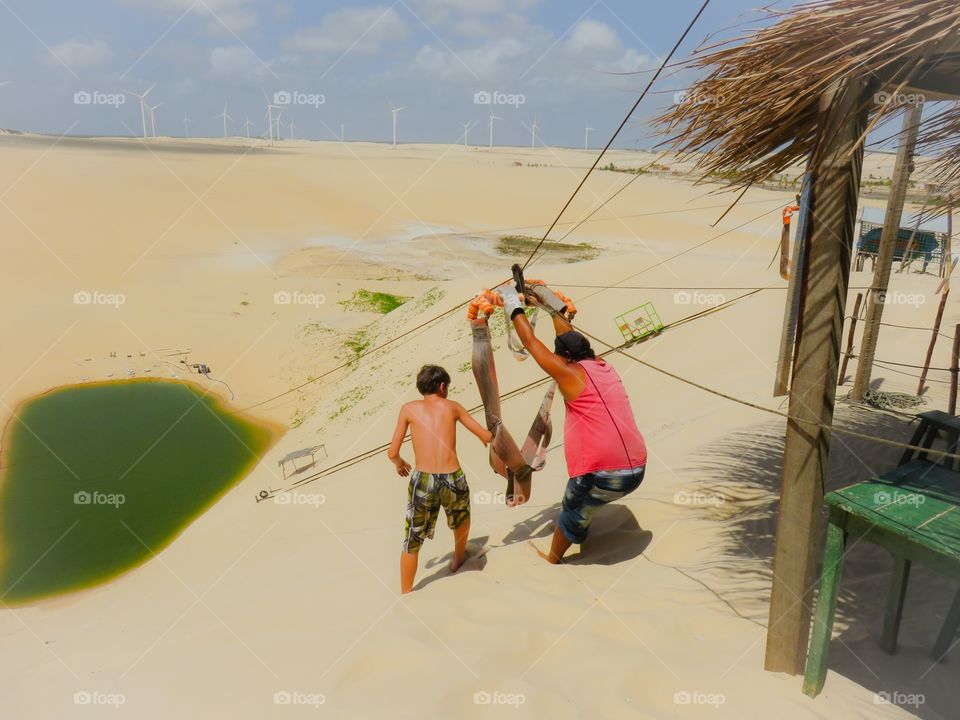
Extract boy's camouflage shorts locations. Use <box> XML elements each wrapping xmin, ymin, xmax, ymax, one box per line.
<box><xmin>402</xmin><ymin>469</ymin><xmax>470</xmax><ymax>553</ymax></box>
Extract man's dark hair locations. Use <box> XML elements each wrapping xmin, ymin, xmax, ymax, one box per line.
<box><xmin>416</xmin><ymin>364</ymin><xmax>451</xmax><ymax>395</ymax></box>
<box><xmin>554</xmin><ymin>331</ymin><xmax>595</xmax><ymax>362</ymax></box>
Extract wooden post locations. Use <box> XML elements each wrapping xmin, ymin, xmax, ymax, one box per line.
<box><xmin>896</xmin><ymin>209</ymin><xmax>925</xmax><ymax>274</ymax></box>
<box><xmin>917</xmin><ymin>290</ymin><xmax>949</xmax><ymax>395</ymax></box>
<box><xmin>774</xmin><ymin>177</ymin><xmax>812</xmax><ymax>397</ymax></box>
<box><xmin>764</xmin><ymin>77</ymin><xmax>869</xmax><ymax>675</ymax></box>
<box><xmin>950</xmin><ymin>324</ymin><xmax>960</xmax><ymax>416</ymax></box>
<box><xmin>780</xmin><ymin>217</ymin><xmax>792</xmax><ymax>278</ymax></box>
<box><xmin>838</xmin><ymin>292</ymin><xmax>863</xmax><ymax>386</ymax></box>
<box><xmin>939</xmin><ymin>207</ymin><xmax>950</xmax><ymax>277</ymax></box>
<box><xmin>779</xmin><ymin>195</ymin><xmax>800</xmax><ymax>280</ymax></box>
<box><xmin>946</xmin><ymin>207</ymin><xmax>954</xmax><ymax>280</ymax></box>
<box><xmin>851</xmin><ymin>102</ymin><xmax>924</xmax><ymax>401</ymax></box>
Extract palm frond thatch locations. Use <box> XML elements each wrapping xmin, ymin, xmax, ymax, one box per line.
<box><xmin>656</xmin><ymin>0</ymin><xmax>960</xmax><ymax>207</ymax></box>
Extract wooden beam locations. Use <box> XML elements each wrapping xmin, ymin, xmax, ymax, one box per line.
<box><xmin>764</xmin><ymin>76</ymin><xmax>869</xmax><ymax>675</ymax></box>
<box><xmin>877</xmin><ymin>39</ymin><xmax>960</xmax><ymax>102</ymax></box>
<box><xmin>901</xmin><ymin>68</ymin><xmax>960</xmax><ymax>102</ymax></box>
<box><xmin>851</xmin><ymin>102</ymin><xmax>923</xmax><ymax>401</ymax></box>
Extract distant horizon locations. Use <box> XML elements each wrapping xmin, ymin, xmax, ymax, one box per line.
<box><xmin>0</xmin><ymin>126</ymin><xmax>659</xmax><ymax>152</ymax></box>
<box><xmin>0</xmin><ymin>127</ymin><xmax>905</xmax><ymax>159</ymax></box>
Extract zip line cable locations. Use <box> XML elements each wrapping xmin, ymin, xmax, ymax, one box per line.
<box><xmin>259</xmin><ymin>290</ymin><xmax>760</xmax><ymax>498</ymax></box>
<box><xmin>243</xmin><ymin>190</ymin><xmax>788</xmax><ymax>413</ymax></box>
<box><xmin>260</xmin><ymin>285</ymin><xmax>960</xmax><ymax>499</ymax></box>
<box><xmin>441</xmin><ymin>194</ymin><xmax>783</xmax><ymax>242</ymax></box>
<box><xmin>244</xmin><ymin>3</ymin><xmax>816</xmax><ymax>416</ymax></box>
<box><xmin>520</xmin><ymin>0</ymin><xmax>713</xmax><ymax>271</ymax></box>
<box><xmin>562</xmin><ymin>318</ymin><xmax>960</xmax><ymax>461</ymax></box>
<box><xmin>241</xmin><ymin>301</ymin><xmax>470</xmax><ymax>411</ymax></box>
<box><xmin>576</xmin><ymin>200</ymin><xmax>791</xmax><ymax>303</ymax></box>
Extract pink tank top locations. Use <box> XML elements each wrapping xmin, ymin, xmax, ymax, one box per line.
<box><xmin>563</xmin><ymin>359</ymin><xmax>647</xmax><ymax>476</ymax></box>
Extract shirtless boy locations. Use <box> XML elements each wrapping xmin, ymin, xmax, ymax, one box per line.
<box><xmin>387</xmin><ymin>365</ymin><xmax>494</xmax><ymax>593</ymax></box>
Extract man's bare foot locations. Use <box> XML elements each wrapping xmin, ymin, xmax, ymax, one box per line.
<box><xmin>527</xmin><ymin>540</ymin><xmax>560</xmax><ymax>564</ymax></box>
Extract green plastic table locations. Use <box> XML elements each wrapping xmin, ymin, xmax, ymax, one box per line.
<box><xmin>802</xmin><ymin>460</ymin><xmax>960</xmax><ymax>697</ymax></box>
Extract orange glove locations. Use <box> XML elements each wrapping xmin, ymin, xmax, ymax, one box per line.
<box><xmin>555</xmin><ymin>290</ymin><xmax>577</xmax><ymax>318</ymax></box>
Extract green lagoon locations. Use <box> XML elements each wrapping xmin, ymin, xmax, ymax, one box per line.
<box><xmin>0</xmin><ymin>380</ymin><xmax>276</xmax><ymax>604</ymax></box>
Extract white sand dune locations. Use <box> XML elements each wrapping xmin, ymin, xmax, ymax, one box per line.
<box><xmin>0</xmin><ymin>135</ymin><xmax>955</xmax><ymax>718</ymax></box>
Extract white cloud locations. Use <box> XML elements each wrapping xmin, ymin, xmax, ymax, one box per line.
<box><xmin>285</xmin><ymin>6</ymin><xmax>409</xmax><ymax>56</ymax></box>
<box><xmin>49</xmin><ymin>39</ymin><xmax>114</xmax><ymax>69</ymax></box>
<box><xmin>208</xmin><ymin>45</ymin><xmax>270</xmax><ymax>83</ymax></box>
<box><xmin>415</xmin><ymin>27</ymin><xmax>550</xmax><ymax>81</ymax></box>
<box><xmin>412</xmin><ymin>0</ymin><xmax>541</xmax><ymax>25</ymax></box>
<box><xmin>564</xmin><ymin>19</ymin><xmax>620</xmax><ymax>55</ymax></box>
<box><xmin>113</xmin><ymin>0</ymin><xmax>260</xmax><ymax>34</ymax></box>
<box><xmin>602</xmin><ymin>48</ymin><xmax>652</xmax><ymax>74</ymax></box>
<box><xmin>460</xmin><ymin>36</ymin><xmax>530</xmax><ymax>78</ymax></box>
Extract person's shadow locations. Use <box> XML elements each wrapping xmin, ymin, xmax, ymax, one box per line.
<box><xmin>415</xmin><ymin>535</ymin><xmax>490</xmax><ymax>591</ymax></box>
<box><xmin>504</xmin><ymin>503</ymin><xmax>652</xmax><ymax>565</ymax></box>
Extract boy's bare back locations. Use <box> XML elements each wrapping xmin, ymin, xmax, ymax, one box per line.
<box><xmin>389</xmin><ymin>398</ymin><xmax>492</xmax><ymax>476</ymax></box>
<box><xmin>406</xmin><ymin>397</ymin><xmax>483</xmax><ymax>473</ymax></box>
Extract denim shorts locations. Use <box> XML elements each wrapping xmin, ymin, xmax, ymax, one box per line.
<box><xmin>558</xmin><ymin>466</ymin><xmax>645</xmax><ymax>544</ymax></box>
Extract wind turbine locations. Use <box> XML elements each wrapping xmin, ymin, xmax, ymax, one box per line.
<box><xmin>215</xmin><ymin>101</ymin><xmax>233</xmax><ymax>138</ymax></box>
<box><xmin>243</xmin><ymin>116</ymin><xmax>254</xmax><ymax>138</ymax></box>
<box><xmin>148</xmin><ymin>102</ymin><xmax>162</xmax><ymax>138</ymax></box>
<box><xmin>273</xmin><ymin>108</ymin><xmax>284</xmax><ymax>141</ymax></box>
<box><xmin>488</xmin><ymin>113</ymin><xmax>501</xmax><ymax>150</ymax></box>
<box><xmin>584</xmin><ymin>123</ymin><xmax>594</xmax><ymax>151</ymax></box>
<box><xmin>531</xmin><ymin>115</ymin><xmax>538</xmax><ymax>148</ymax></box>
<box><xmin>264</xmin><ymin>104</ymin><xmax>278</xmax><ymax>142</ymax></box>
<box><xmin>389</xmin><ymin>102</ymin><xmax>406</xmax><ymax>148</ymax></box>
<box><xmin>261</xmin><ymin>89</ymin><xmax>284</xmax><ymax>144</ymax></box>
<box><xmin>288</xmin><ymin>119</ymin><xmax>295</xmax><ymax>139</ymax></box>
<box><xmin>183</xmin><ymin>114</ymin><xmax>192</xmax><ymax>138</ymax></box>
<box><xmin>340</xmin><ymin>124</ymin><xmax>345</xmax><ymax>143</ymax></box>
<box><xmin>462</xmin><ymin>120</ymin><xmax>474</xmax><ymax>148</ymax></box>
<box><xmin>125</xmin><ymin>83</ymin><xmax>156</xmax><ymax>139</ymax></box>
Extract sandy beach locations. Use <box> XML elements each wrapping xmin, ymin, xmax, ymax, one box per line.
<box><xmin>1</xmin><ymin>134</ymin><xmax>956</xmax><ymax>718</ymax></box>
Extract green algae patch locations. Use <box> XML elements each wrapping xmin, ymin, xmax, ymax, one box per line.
<box><xmin>0</xmin><ymin>380</ymin><xmax>277</xmax><ymax>605</ymax></box>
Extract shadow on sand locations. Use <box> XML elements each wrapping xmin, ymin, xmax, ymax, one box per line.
<box><xmin>416</xmin><ymin>535</ymin><xmax>490</xmax><ymax>591</ymax></box>
<box><xmin>502</xmin><ymin>503</ymin><xmax>652</xmax><ymax>565</ymax></box>
<box><xmin>687</xmin><ymin>400</ymin><xmax>957</xmax><ymax>719</ymax></box>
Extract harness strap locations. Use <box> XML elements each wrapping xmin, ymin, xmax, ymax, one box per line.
<box><xmin>466</xmin><ymin>279</ymin><xmax>573</xmax><ymax>505</ymax></box>
<box><xmin>506</xmin><ymin>306</ymin><xmax>538</xmax><ymax>359</ymax></box>
<box><xmin>520</xmin><ymin>381</ymin><xmax>556</xmax><ymax>471</ymax></box>
<box><xmin>470</xmin><ymin>318</ymin><xmax>533</xmax><ymax>503</ymax></box>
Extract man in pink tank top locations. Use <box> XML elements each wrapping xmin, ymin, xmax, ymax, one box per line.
<box><xmin>501</xmin><ymin>285</ymin><xmax>647</xmax><ymax>563</ymax></box>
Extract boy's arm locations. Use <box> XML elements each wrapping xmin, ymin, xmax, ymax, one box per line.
<box><xmin>387</xmin><ymin>405</ymin><xmax>412</xmax><ymax>476</ymax></box>
<box><xmin>455</xmin><ymin>403</ymin><xmax>494</xmax><ymax>445</ymax></box>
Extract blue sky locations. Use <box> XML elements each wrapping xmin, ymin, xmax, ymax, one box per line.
<box><xmin>0</xmin><ymin>0</ymin><xmax>789</xmax><ymax>146</ymax></box>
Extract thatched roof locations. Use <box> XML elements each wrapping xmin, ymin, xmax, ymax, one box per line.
<box><xmin>656</xmin><ymin>0</ymin><xmax>960</xmax><ymax>210</ymax></box>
